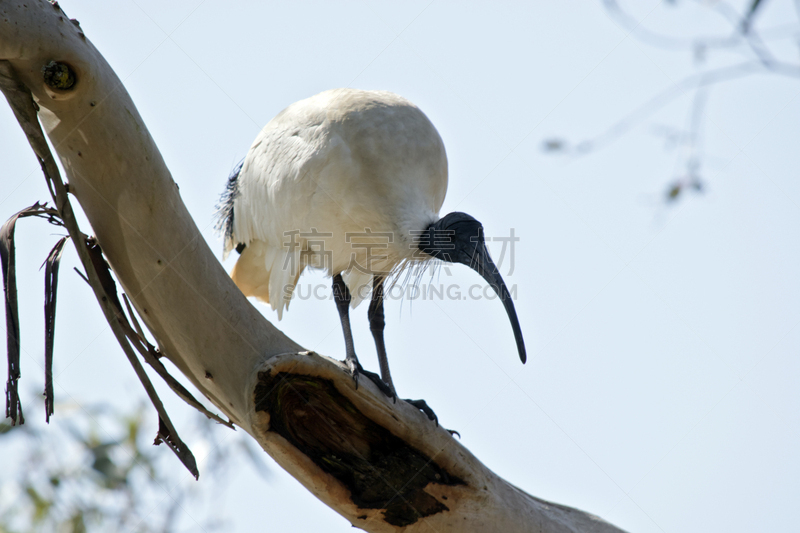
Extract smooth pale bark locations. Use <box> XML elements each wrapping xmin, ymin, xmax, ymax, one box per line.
<box><xmin>0</xmin><ymin>2</ymin><xmax>626</xmax><ymax>531</ymax></box>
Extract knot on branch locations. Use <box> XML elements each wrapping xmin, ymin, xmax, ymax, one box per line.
<box><xmin>42</xmin><ymin>61</ymin><xmax>76</xmax><ymax>90</ymax></box>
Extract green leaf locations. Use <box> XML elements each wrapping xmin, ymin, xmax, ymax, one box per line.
<box><xmin>24</xmin><ymin>486</ymin><xmax>52</xmax><ymax>523</ymax></box>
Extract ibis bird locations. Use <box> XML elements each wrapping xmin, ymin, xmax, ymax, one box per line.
<box><xmin>217</xmin><ymin>88</ymin><xmax>525</xmax><ymax>417</ymax></box>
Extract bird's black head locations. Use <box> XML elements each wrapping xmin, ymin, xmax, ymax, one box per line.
<box><xmin>419</xmin><ymin>212</ymin><xmax>527</xmax><ymax>363</ymax></box>
<box><xmin>419</xmin><ymin>212</ymin><xmax>484</xmax><ymax>264</ymax></box>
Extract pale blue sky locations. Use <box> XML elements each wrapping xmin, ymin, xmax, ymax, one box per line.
<box><xmin>2</xmin><ymin>1</ymin><xmax>799</xmax><ymax>532</ymax></box>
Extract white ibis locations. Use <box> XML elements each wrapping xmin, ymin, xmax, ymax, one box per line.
<box><xmin>217</xmin><ymin>88</ymin><xmax>525</xmax><ymax>419</ymax></box>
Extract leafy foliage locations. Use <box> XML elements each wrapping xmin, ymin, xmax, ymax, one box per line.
<box><xmin>0</xmin><ymin>399</ymin><xmax>269</xmax><ymax>533</ymax></box>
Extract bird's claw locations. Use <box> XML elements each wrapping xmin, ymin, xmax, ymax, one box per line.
<box><xmin>345</xmin><ymin>358</ymin><xmax>360</xmax><ymax>390</ymax></box>
<box><xmin>403</xmin><ymin>398</ymin><xmax>439</xmax><ymax>427</ymax></box>
<box><xmin>361</xmin><ymin>368</ymin><xmax>396</xmax><ymax>399</ymax></box>
<box><xmin>400</xmin><ymin>400</ymin><xmax>458</xmax><ymax>436</ymax></box>
<box><xmin>403</xmin><ymin>399</ymin><xmax>459</xmax><ymax>437</ymax></box>
<box><xmin>344</xmin><ymin>359</ymin><xmax>395</xmax><ymax>400</ymax></box>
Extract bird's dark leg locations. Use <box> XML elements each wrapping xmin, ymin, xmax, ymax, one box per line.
<box><xmin>332</xmin><ymin>273</ymin><xmax>357</xmax><ymax>375</ymax></box>
<box><xmin>366</xmin><ymin>279</ymin><xmax>447</xmax><ymax>427</ymax></box>
<box><xmin>368</xmin><ymin>276</ymin><xmax>397</xmax><ymax>399</ymax></box>
<box><xmin>332</xmin><ymin>274</ymin><xmax>393</xmax><ymax>397</ymax></box>
<box><xmin>332</xmin><ymin>276</ymin><xmax>447</xmax><ymax>430</ymax></box>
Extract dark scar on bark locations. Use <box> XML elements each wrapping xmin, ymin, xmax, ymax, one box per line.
<box><xmin>254</xmin><ymin>371</ymin><xmax>465</xmax><ymax>527</ymax></box>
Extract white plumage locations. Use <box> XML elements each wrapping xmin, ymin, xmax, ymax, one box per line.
<box><xmin>219</xmin><ymin>87</ymin><xmax>526</xmax><ymax>403</ymax></box>
<box><xmin>222</xmin><ymin>88</ymin><xmax>448</xmax><ymax>317</ymax></box>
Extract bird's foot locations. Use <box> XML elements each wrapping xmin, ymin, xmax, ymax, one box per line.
<box><xmin>344</xmin><ymin>359</ymin><xmax>396</xmax><ymax>400</ymax></box>
<box><xmin>400</xmin><ymin>399</ymin><xmax>459</xmax><ymax>436</ymax></box>
<box><xmin>345</xmin><ymin>357</ymin><xmax>360</xmax><ymax>389</ymax></box>
<box><xmin>403</xmin><ymin>399</ymin><xmax>461</xmax><ymax>439</ymax></box>
<box><xmin>402</xmin><ymin>399</ymin><xmax>459</xmax><ymax>436</ymax></box>
<box><xmin>361</xmin><ymin>368</ymin><xmax>396</xmax><ymax>399</ymax></box>
<box><xmin>403</xmin><ymin>398</ymin><xmax>440</xmax><ymax>426</ymax></box>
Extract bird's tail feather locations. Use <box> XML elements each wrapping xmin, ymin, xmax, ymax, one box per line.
<box><xmin>214</xmin><ymin>159</ymin><xmax>244</xmax><ymax>260</ymax></box>
<box><xmin>231</xmin><ymin>240</ymin><xmax>303</xmax><ymax>319</ymax></box>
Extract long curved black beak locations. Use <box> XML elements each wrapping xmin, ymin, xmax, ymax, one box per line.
<box><xmin>462</xmin><ymin>242</ymin><xmax>527</xmax><ymax>363</ymax></box>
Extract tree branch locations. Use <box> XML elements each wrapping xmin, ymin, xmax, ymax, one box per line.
<box><xmin>0</xmin><ymin>2</ymin><xmax>626</xmax><ymax>530</ymax></box>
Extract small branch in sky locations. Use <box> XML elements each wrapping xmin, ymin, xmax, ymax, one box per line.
<box><xmin>543</xmin><ymin>0</ymin><xmax>800</xmax><ymax>203</ymax></box>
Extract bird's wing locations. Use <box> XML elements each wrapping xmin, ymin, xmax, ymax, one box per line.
<box><xmin>228</xmin><ymin>96</ymin><xmax>350</xmax><ymax>316</ymax></box>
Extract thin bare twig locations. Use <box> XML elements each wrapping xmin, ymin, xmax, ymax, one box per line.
<box><xmin>574</xmin><ymin>61</ymin><xmax>765</xmax><ymax>154</ymax></box>
<box><xmin>0</xmin><ymin>60</ymin><xmax>202</xmax><ymax>478</ymax></box>
<box><xmin>120</xmin><ymin>294</ymin><xmax>234</xmax><ymax>429</ymax></box>
<box><xmin>545</xmin><ymin>0</ymin><xmax>800</xmax><ymax>203</ymax></box>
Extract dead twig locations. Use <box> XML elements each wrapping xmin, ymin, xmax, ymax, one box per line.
<box><xmin>0</xmin><ymin>60</ymin><xmax>223</xmax><ymax>478</ymax></box>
